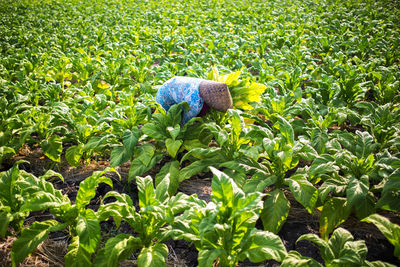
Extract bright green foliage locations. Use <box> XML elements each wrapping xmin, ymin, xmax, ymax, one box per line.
<box><xmin>179</xmin><ymin>109</ymin><xmax>262</xmax><ymax>181</ymax></box>
<box><xmin>207</xmin><ymin>67</ymin><xmax>267</xmax><ymax>110</ymax></box>
<box><xmin>0</xmin><ymin>161</ymin><xmax>36</xmax><ymax>237</ymax></box>
<box><xmin>1</xmin><ymin>0</ymin><xmax>400</xmax><ymax>264</ymax></box>
<box><xmin>172</xmin><ymin>167</ymin><xmax>287</xmax><ymax>267</ymax></box>
<box><xmin>283</xmin><ymin>227</ymin><xmax>396</xmax><ymax>267</ymax></box>
<box><xmin>377</xmin><ymin>169</ymin><xmax>400</xmax><ymax>212</ymax></box>
<box><xmin>362</xmin><ymin>214</ymin><xmax>400</xmax><ymax>259</ymax></box>
<box><xmin>6</xmin><ymin>168</ymin><xmax>119</xmax><ymax>266</ymax></box>
<box><xmin>94</xmin><ymin>175</ymin><xmax>191</xmax><ymax>267</ymax></box>
<box><xmin>142</xmin><ymin>102</ymin><xmax>205</xmax><ymax>159</ymax></box>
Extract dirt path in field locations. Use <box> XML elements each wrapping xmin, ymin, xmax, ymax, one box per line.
<box><xmin>1</xmin><ymin>146</ymin><xmax>400</xmax><ymax>266</ymax></box>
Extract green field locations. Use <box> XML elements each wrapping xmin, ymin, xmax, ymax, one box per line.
<box><xmin>1</xmin><ymin>0</ymin><xmax>400</xmax><ymax>266</ymax></box>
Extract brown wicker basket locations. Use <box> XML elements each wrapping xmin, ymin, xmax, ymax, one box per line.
<box><xmin>199</xmin><ymin>80</ymin><xmax>233</xmax><ymax>112</ymax></box>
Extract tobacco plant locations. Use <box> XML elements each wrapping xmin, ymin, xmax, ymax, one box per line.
<box><xmin>282</xmin><ymin>227</ymin><xmax>395</xmax><ymax>266</ymax></box>
<box><xmin>171</xmin><ymin>167</ymin><xmax>287</xmax><ymax>267</ymax></box>
<box><xmin>94</xmin><ymin>175</ymin><xmax>191</xmax><ymax>266</ymax></box>
<box><xmin>8</xmin><ymin>167</ymin><xmax>119</xmax><ymax>266</ymax></box>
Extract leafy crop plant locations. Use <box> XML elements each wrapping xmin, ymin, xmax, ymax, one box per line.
<box><xmin>171</xmin><ymin>167</ymin><xmax>287</xmax><ymax>267</ymax></box>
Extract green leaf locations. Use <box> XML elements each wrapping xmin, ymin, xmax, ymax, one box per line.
<box><xmin>94</xmin><ymin>234</ymin><xmax>142</xmax><ymax>267</ymax></box>
<box><xmin>261</xmin><ymin>190</ymin><xmax>290</xmax><ymax>234</ymax></box>
<box><xmin>110</xmin><ymin>146</ymin><xmax>130</xmax><ymax>167</ymax></box>
<box><xmin>142</xmin><ymin>122</ymin><xmax>166</xmax><ymax>140</ymax></box>
<box><xmin>11</xmin><ymin>220</ymin><xmax>65</xmax><ymax>266</ymax></box>
<box><xmin>281</xmin><ymin>251</ymin><xmax>323</xmax><ymax>267</ymax></box>
<box><xmin>135</xmin><ymin>144</ymin><xmax>155</xmax><ymax>166</ymax></box>
<box><xmin>286</xmin><ymin>174</ymin><xmax>318</xmax><ymax>214</ymax></box>
<box><xmin>122</xmin><ymin>128</ymin><xmax>140</xmax><ymax>154</ymax></box>
<box><xmin>41</xmin><ymin>135</ymin><xmax>62</xmax><ymax>162</ymax></box>
<box><xmin>76</xmin><ymin>209</ymin><xmax>100</xmax><ymax>254</ymax></box>
<box><xmin>0</xmin><ymin>160</ymin><xmax>27</xmax><ymax>206</ymax></box>
<box><xmin>75</xmin><ymin>169</ymin><xmax>114</xmax><ymax>210</ymax></box>
<box><xmin>274</xmin><ymin>115</ymin><xmax>294</xmax><ymax>146</ymax></box>
<box><xmin>179</xmin><ymin>158</ymin><xmax>219</xmax><ymax>182</ymax></box>
<box><xmin>377</xmin><ymin>169</ymin><xmax>400</xmax><ymax>212</ymax></box>
<box><xmin>210</xmin><ymin>167</ymin><xmax>240</xmax><ymax>207</ymax></box>
<box><xmin>198</xmin><ymin>248</ymin><xmax>225</xmax><ymax>267</ymax></box>
<box><xmin>40</xmin><ymin>169</ymin><xmax>64</xmax><ymax>182</ymax></box>
<box><xmin>137</xmin><ymin>243</ymin><xmax>168</xmax><ymax>267</ymax></box>
<box><xmin>166</xmin><ymin>125</ymin><xmax>180</xmax><ymax>140</ymax></box>
<box><xmin>155</xmin><ymin>172</ymin><xmax>169</xmax><ymax>203</ymax></box>
<box><xmin>0</xmin><ymin>146</ymin><xmax>15</xmax><ymax>163</ymax></box>
<box><xmin>297</xmin><ymin>233</ymin><xmax>335</xmax><ymax>263</ymax></box>
<box><xmin>328</xmin><ymin>227</ymin><xmax>354</xmax><ymax>258</ymax></box>
<box><xmin>155</xmin><ymin>160</ymin><xmax>180</xmax><ymax>196</ymax></box>
<box><xmin>319</xmin><ymin>198</ymin><xmax>350</xmax><ymax>240</ymax></box>
<box><xmin>243</xmin><ymin>230</ymin><xmax>287</xmax><ymax>262</ymax></box>
<box><xmin>0</xmin><ymin>211</ymin><xmax>13</xmax><ymax>237</ymax></box>
<box><xmin>65</xmin><ymin>236</ymin><xmax>93</xmax><ymax>267</ymax></box>
<box><xmin>165</xmin><ymin>138</ymin><xmax>182</xmax><ymax>158</ymax></box>
<box><xmin>66</xmin><ymin>145</ymin><xmax>83</xmax><ymax>167</ymax></box>
<box><xmin>137</xmin><ymin>176</ymin><xmax>157</xmax><ymax>209</ymax></box>
<box><xmin>346</xmin><ymin>176</ymin><xmax>375</xmax><ymax>218</ymax></box>
<box><xmin>362</xmin><ymin>214</ymin><xmax>400</xmax><ymax>259</ymax></box>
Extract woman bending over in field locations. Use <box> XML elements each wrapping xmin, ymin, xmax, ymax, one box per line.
<box><xmin>156</xmin><ymin>76</ymin><xmax>233</xmax><ymax>124</ymax></box>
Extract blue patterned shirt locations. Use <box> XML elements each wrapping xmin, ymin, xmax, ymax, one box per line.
<box><xmin>155</xmin><ymin>76</ymin><xmax>204</xmax><ymax>124</ymax></box>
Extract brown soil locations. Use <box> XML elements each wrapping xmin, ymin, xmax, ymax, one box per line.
<box><xmin>1</xmin><ymin>146</ymin><xmax>400</xmax><ymax>266</ymax></box>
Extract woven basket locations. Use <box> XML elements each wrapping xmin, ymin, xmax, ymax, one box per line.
<box><xmin>199</xmin><ymin>80</ymin><xmax>233</xmax><ymax>112</ymax></box>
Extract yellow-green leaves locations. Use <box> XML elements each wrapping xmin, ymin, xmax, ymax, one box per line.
<box><xmin>207</xmin><ymin>67</ymin><xmax>267</xmax><ymax>110</ymax></box>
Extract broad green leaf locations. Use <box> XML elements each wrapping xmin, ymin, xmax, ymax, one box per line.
<box><xmin>142</xmin><ymin>123</ymin><xmax>167</xmax><ymax>139</ymax></box>
<box><xmin>110</xmin><ymin>146</ymin><xmax>130</xmax><ymax>167</ymax></box>
<box><xmin>19</xmin><ymin>175</ymin><xmax>70</xmax><ymax>212</ymax></box>
<box><xmin>297</xmin><ymin>233</ymin><xmax>335</xmax><ymax>263</ymax></box>
<box><xmin>198</xmin><ymin>248</ymin><xmax>225</xmax><ymax>267</ymax></box>
<box><xmin>377</xmin><ymin>169</ymin><xmax>400</xmax><ymax>212</ymax></box>
<box><xmin>122</xmin><ymin>128</ymin><xmax>140</xmax><ymax>154</ymax></box>
<box><xmin>65</xmin><ymin>236</ymin><xmax>93</xmax><ymax>267</ymax></box>
<box><xmin>328</xmin><ymin>227</ymin><xmax>354</xmax><ymax>258</ymax></box>
<box><xmin>243</xmin><ymin>230</ymin><xmax>287</xmax><ymax>262</ymax></box>
<box><xmin>179</xmin><ymin>158</ymin><xmax>219</xmax><ymax>182</ymax></box>
<box><xmin>137</xmin><ymin>176</ymin><xmax>157</xmax><ymax>208</ymax></box>
<box><xmin>155</xmin><ymin>172</ymin><xmax>169</xmax><ymax>203</ymax></box>
<box><xmin>261</xmin><ymin>190</ymin><xmax>290</xmax><ymax>234</ymax></box>
<box><xmin>319</xmin><ymin>198</ymin><xmax>350</xmax><ymax>240</ymax></box>
<box><xmin>155</xmin><ymin>160</ymin><xmax>180</xmax><ymax>196</ymax></box>
<box><xmin>11</xmin><ymin>220</ymin><xmax>65</xmax><ymax>266</ymax></box>
<box><xmin>274</xmin><ymin>115</ymin><xmax>294</xmax><ymax>146</ymax></box>
<box><xmin>137</xmin><ymin>243</ymin><xmax>168</xmax><ymax>267</ymax></box>
<box><xmin>66</xmin><ymin>145</ymin><xmax>84</xmax><ymax>167</ymax></box>
<box><xmin>129</xmin><ymin>152</ymin><xmax>162</xmax><ymax>182</ymax></box>
<box><xmin>0</xmin><ymin>211</ymin><xmax>13</xmax><ymax>237</ymax></box>
<box><xmin>346</xmin><ymin>176</ymin><xmax>375</xmax><ymax>218</ymax></box>
<box><xmin>0</xmin><ymin>160</ymin><xmax>27</xmax><ymax>206</ymax></box>
<box><xmin>281</xmin><ymin>251</ymin><xmax>323</xmax><ymax>267</ymax></box>
<box><xmin>362</xmin><ymin>214</ymin><xmax>400</xmax><ymax>259</ymax></box>
<box><xmin>166</xmin><ymin>125</ymin><xmax>180</xmax><ymax>140</ymax></box>
<box><xmin>165</xmin><ymin>138</ymin><xmax>182</xmax><ymax>158</ymax></box>
<box><xmin>41</xmin><ymin>135</ymin><xmax>62</xmax><ymax>162</ymax></box>
<box><xmin>210</xmin><ymin>167</ymin><xmax>240</xmax><ymax>207</ymax></box>
<box><xmin>286</xmin><ymin>174</ymin><xmax>318</xmax><ymax>214</ymax></box>
<box><xmin>76</xmin><ymin>209</ymin><xmax>100</xmax><ymax>254</ymax></box>
<box><xmin>93</xmin><ymin>234</ymin><xmax>142</xmax><ymax>267</ymax></box>
<box><xmin>333</xmin><ymin>240</ymin><xmax>367</xmax><ymax>265</ymax></box>
<box><xmin>135</xmin><ymin>144</ymin><xmax>155</xmax><ymax>166</ymax></box>
<box><xmin>75</xmin><ymin>174</ymin><xmax>113</xmax><ymax>210</ymax></box>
